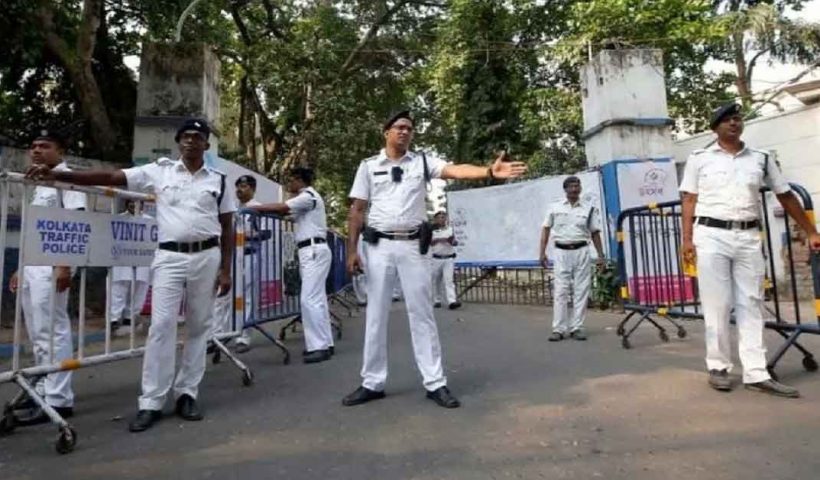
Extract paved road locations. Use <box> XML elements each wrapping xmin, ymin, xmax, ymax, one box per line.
<box><xmin>2</xmin><ymin>302</ymin><xmax>819</xmax><ymax>479</ymax></box>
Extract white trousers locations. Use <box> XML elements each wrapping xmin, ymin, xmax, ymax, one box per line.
<box><xmin>139</xmin><ymin>248</ymin><xmax>220</xmax><ymax>411</ymax></box>
<box><xmin>21</xmin><ymin>267</ymin><xmax>74</xmax><ymax>407</ymax></box>
<box><xmin>552</xmin><ymin>246</ymin><xmax>592</xmax><ymax>334</ymax></box>
<box><xmin>299</xmin><ymin>244</ymin><xmax>334</xmax><ymax>352</ymax></box>
<box><xmin>211</xmin><ymin>254</ymin><xmax>255</xmax><ymax>345</ymax></box>
<box><xmin>353</xmin><ymin>273</ymin><xmax>368</xmax><ymax>304</ymax></box>
<box><xmin>110</xmin><ymin>280</ymin><xmax>150</xmax><ymax>322</ymax></box>
<box><xmin>361</xmin><ymin>239</ymin><xmax>446</xmax><ymax>392</ymax></box>
<box><xmin>694</xmin><ymin>224</ymin><xmax>769</xmax><ymax>384</ymax></box>
<box><xmin>431</xmin><ymin>257</ymin><xmax>457</xmax><ymax>305</ymax></box>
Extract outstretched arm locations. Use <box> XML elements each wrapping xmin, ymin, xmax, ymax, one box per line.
<box><xmin>248</xmin><ymin>203</ymin><xmax>291</xmax><ymax>215</ymax></box>
<box><xmin>26</xmin><ymin>165</ymin><xmax>127</xmax><ymax>186</ymax></box>
<box><xmin>441</xmin><ymin>153</ymin><xmax>527</xmax><ymax>181</ymax></box>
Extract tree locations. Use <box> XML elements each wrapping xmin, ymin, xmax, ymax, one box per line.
<box><xmin>713</xmin><ymin>0</ymin><xmax>820</xmax><ymax>107</ymax></box>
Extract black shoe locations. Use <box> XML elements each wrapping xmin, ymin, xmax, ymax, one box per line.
<box><xmin>329</xmin><ymin>346</ymin><xmax>335</xmax><ymax>356</ymax></box>
<box><xmin>434</xmin><ymin>302</ymin><xmax>442</xmax><ymax>308</ymax></box>
<box><xmin>426</xmin><ymin>386</ymin><xmax>460</xmax><ymax>408</ymax></box>
<box><xmin>303</xmin><ymin>349</ymin><xmax>331</xmax><ymax>364</ymax></box>
<box><xmin>206</xmin><ymin>343</ymin><xmax>216</xmax><ymax>355</ymax></box>
<box><xmin>175</xmin><ymin>394</ymin><xmax>203</xmax><ymax>421</ymax></box>
<box><xmin>128</xmin><ymin>409</ymin><xmax>162</xmax><ymax>432</ymax></box>
<box><xmin>448</xmin><ymin>302</ymin><xmax>462</xmax><ymax>310</ymax></box>
<box><xmin>110</xmin><ymin>320</ymin><xmax>121</xmax><ymax>331</ymax></box>
<box><xmin>570</xmin><ymin>329</ymin><xmax>587</xmax><ymax>341</ymax></box>
<box><xmin>15</xmin><ymin>405</ymin><xmax>74</xmax><ymax>426</ymax></box>
<box><xmin>357</xmin><ymin>301</ymin><xmax>367</xmax><ymax>307</ymax></box>
<box><xmin>745</xmin><ymin>379</ymin><xmax>800</xmax><ymax>398</ymax></box>
<box><xmin>122</xmin><ymin>318</ymin><xmax>132</xmax><ymax>326</ymax></box>
<box><xmin>548</xmin><ymin>332</ymin><xmax>564</xmax><ymax>342</ymax></box>
<box><xmin>12</xmin><ymin>395</ymin><xmax>37</xmax><ymax>411</ymax></box>
<box><xmin>708</xmin><ymin>369</ymin><xmax>732</xmax><ymax>392</ymax></box>
<box><xmin>234</xmin><ymin>342</ymin><xmax>252</xmax><ymax>354</ymax></box>
<box><xmin>342</xmin><ymin>386</ymin><xmax>386</xmax><ymax>406</ymax></box>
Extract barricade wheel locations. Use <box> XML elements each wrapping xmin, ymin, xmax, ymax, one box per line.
<box><xmin>659</xmin><ymin>331</ymin><xmax>669</xmax><ymax>343</ymax></box>
<box><xmin>0</xmin><ymin>413</ymin><xmax>16</xmax><ymax>435</ymax></box>
<box><xmin>55</xmin><ymin>426</ymin><xmax>77</xmax><ymax>454</ymax></box>
<box><xmin>212</xmin><ymin>350</ymin><xmax>222</xmax><ymax>365</ymax></box>
<box><xmin>242</xmin><ymin>371</ymin><xmax>254</xmax><ymax>387</ymax></box>
<box><xmin>677</xmin><ymin>328</ymin><xmax>687</xmax><ymax>339</ymax></box>
<box><xmin>621</xmin><ymin>337</ymin><xmax>631</xmax><ymax>349</ymax></box>
<box><xmin>802</xmin><ymin>356</ymin><xmax>818</xmax><ymax>372</ymax></box>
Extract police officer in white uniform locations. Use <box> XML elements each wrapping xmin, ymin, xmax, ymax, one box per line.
<box><xmin>10</xmin><ymin>128</ymin><xmax>86</xmax><ymax>425</ymax></box>
<box><xmin>27</xmin><ymin>118</ymin><xmax>235</xmax><ymax>430</ymax></box>
<box><xmin>681</xmin><ymin>103</ymin><xmax>820</xmax><ymax>397</ymax></box>
<box><xmin>344</xmin><ymin>110</ymin><xmax>527</xmax><ymax>408</ymax></box>
<box><xmin>539</xmin><ymin>176</ymin><xmax>604</xmax><ymax>342</ymax></box>
<box><xmin>430</xmin><ymin>211</ymin><xmax>461</xmax><ymax>310</ymax></box>
<box><xmin>247</xmin><ymin>167</ymin><xmax>335</xmax><ymax>363</ymax></box>
<box><xmin>212</xmin><ymin>175</ymin><xmax>261</xmax><ymax>352</ymax></box>
<box><xmin>109</xmin><ymin>199</ymin><xmax>151</xmax><ymax>332</ymax></box>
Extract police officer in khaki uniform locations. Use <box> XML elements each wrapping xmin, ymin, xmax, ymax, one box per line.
<box><xmin>10</xmin><ymin>128</ymin><xmax>86</xmax><ymax>425</ymax></box>
<box><xmin>343</xmin><ymin>110</ymin><xmax>527</xmax><ymax>408</ymax></box>
<box><xmin>27</xmin><ymin>118</ymin><xmax>235</xmax><ymax>430</ymax></box>
<box><xmin>681</xmin><ymin>103</ymin><xmax>820</xmax><ymax>397</ymax></box>
<box><xmin>539</xmin><ymin>176</ymin><xmax>604</xmax><ymax>342</ymax></box>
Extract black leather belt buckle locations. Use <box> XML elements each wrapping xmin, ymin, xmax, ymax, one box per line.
<box><xmin>380</xmin><ymin>230</ymin><xmax>419</xmax><ymax>241</ymax></box>
<box><xmin>555</xmin><ymin>242</ymin><xmax>588</xmax><ymax>251</ymax></box>
<box><xmin>160</xmin><ymin>236</ymin><xmax>219</xmax><ymax>253</ymax></box>
<box><xmin>698</xmin><ymin>217</ymin><xmax>759</xmax><ymax>230</ymax></box>
<box><xmin>297</xmin><ymin>237</ymin><xmax>327</xmax><ymax>249</ymax></box>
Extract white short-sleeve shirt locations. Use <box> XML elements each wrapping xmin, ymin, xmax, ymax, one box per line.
<box><xmin>431</xmin><ymin>226</ymin><xmax>456</xmax><ymax>256</ymax></box>
<box><xmin>122</xmin><ymin>158</ymin><xmax>235</xmax><ymax>243</ymax></box>
<box><xmin>31</xmin><ymin>162</ymin><xmax>87</xmax><ymax>211</ymax></box>
<box><xmin>285</xmin><ymin>187</ymin><xmax>328</xmax><ymax>242</ymax></box>
<box><xmin>679</xmin><ymin>144</ymin><xmax>790</xmax><ymax>221</ymax></box>
<box><xmin>542</xmin><ymin>199</ymin><xmax>601</xmax><ymax>244</ymax></box>
<box><xmin>349</xmin><ymin>149</ymin><xmax>448</xmax><ymax>231</ymax></box>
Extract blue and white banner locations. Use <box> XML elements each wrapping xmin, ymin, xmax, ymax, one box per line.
<box><xmin>23</xmin><ymin>206</ymin><xmax>158</xmax><ymax>267</ymax></box>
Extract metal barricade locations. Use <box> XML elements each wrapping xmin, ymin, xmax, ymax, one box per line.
<box><xmin>453</xmin><ymin>265</ymin><xmax>554</xmax><ymax>305</ymax></box>
<box><xmin>0</xmin><ymin>171</ymin><xmax>250</xmax><ymax>454</ymax></box>
<box><xmin>614</xmin><ymin>183</ymin><xmax>820</xmax><ymax>378</ymax></box>
<box><xmin>219</xmin><ymin>212</ymin><xmax>353</xmax><ymax>362</ymax></box>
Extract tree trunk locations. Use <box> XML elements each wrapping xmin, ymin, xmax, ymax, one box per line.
<box><xmin>732</xmin><ymin>31</ymin><xmax>752</xmax><ymax>107</ymax></box>
<box><xmin>37</xmin><ymin>0</ymin><xmax>119</xmax><ymax>160</ymax></box>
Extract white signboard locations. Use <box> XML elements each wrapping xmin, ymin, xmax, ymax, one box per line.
<box><xmin>616</xmin><ymin>160</ymin><xmax>679</xmax><ymax>210</ymax></box>
<box><xmin>23</xmin><ymin>206</ymin><xmax>157</xmax><ymax>267</ymax></box>
<box><xmin>448</xmin><ymin>172</ymin><xmax>604</xmax><ymax>266</ymax></box>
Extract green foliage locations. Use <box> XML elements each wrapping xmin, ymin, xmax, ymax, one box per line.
<box><xmin>590</xmin><ymin>260</ymin><xmax>620</xmax><ymax>310</ymax></box>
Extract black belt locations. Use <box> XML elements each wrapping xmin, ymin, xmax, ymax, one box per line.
<box><xmin>297</xmin><ymin>237</ymin><xmax>327</xmax><ymax>249</ymax></box>
<box><xmin>159</xmin><ymin>236</ymin><xmax>219</xmax><ymax>253</ymax></box>
<box><xmin>376</xmin><ymin>230</ymin><xmax>420</xmax><ymax>241</ymax></box>
<box><xmin>555</xmin><ymin>242</ymin><xmax>588</xmax><ymax>251</ymax></box>
<box><xmin>433</xmin><ymin>253</ymin><xmax>457</xmax><ymax>259</ymax></box>
<box><xmin>697</xmin><ymin>217</ymin><xmax>760</xmax><ymax>230</ymax></box>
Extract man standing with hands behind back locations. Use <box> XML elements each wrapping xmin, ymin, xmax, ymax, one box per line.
<box><xmin>26</xmin><ymin>118</ymin><xmax>235</xmax><ymax>431</ymax></box>
<box><xmin>343</xmin><ymin>109</ymin><xmax>527</xmax><ymax>409</ymax></box>
<box><xmin>680</xmin><ymin>103</ymin><xmax>820</xmax><ymax>397</ymax></box>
